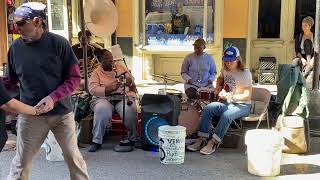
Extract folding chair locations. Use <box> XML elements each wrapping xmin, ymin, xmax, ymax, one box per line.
<box><xmin>240</xmin><ymin>87</ymin><xmax>271</xmax><ymax>129</ymax></box>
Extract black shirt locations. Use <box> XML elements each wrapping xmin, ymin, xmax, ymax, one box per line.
<box><xmin>7</xmin><ymin>32</ymin><xmax>79</xmax><ymax>115</ymax></box>
<box><xmin>172</xmin><ymin>14</ymin><xmax>190</xmax><ymax>34</ymax></box>
<box><xmin>0</xmin><ymin>82</ymin><xmax>12</xmax><ymax>106</ymax></box>
<box><xmin>72</xmin><ymin>44</ymin><xmax>94</xmax><ymax>60</ymax></box>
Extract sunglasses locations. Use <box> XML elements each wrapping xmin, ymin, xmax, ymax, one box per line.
<box><xmin>15</xmin><ymin>19</ymin><xmax>31</xmax><ymax>27</ymax></box>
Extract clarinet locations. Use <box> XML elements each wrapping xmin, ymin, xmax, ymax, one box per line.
<box><xmin>114</xmin><ymin>64</ymin><xmax>133</xmax><ymax>106</ymax></box>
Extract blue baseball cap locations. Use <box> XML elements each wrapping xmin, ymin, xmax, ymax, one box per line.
<box><xmin>14</xmin><ymin>2</ymin><xmax>46</xmax><ymax>21</ymax></box>
<box><xmin>222</xmin><ymin>46</ymin><xmax>240</xmax><ymax>62</ymax></box>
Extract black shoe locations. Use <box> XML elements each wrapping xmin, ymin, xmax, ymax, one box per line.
<box><xmin>119</xmin><ymin>139</ymin><xmax>141</xmax><ymax>149</ymax></box>
<box><xmin>88</xmin><ymin>143</ymin><xmax>101</xmax><ymax>152</ymax></box>
<box><xmin>131</xmin><ymin>139</ymin><xmax>142</xmax><ymax>149</ymax></box>
<box><xmin>119</xmin><ymin>139</ymin><xmax>132</xmax><ymax>146</ymax></box>
<box><xmin>113</xmin><ymin>144</ymin><xmax>133</xmax><ymax>152</ymax></box>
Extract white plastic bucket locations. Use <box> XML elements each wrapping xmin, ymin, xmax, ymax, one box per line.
<box><xmin>245</xmin><ymin>129</ymin><xmax>283</xmax><ymax>176</ymax></box>
<box><xmin>158</xmin><ymin>125</ymin><xmax>186</xmax><ymax>164</ymax></box>
<box><xmin>45</xmin><ymin>131</ymin><xmax>64</xmax><ymax>162</ymax></box>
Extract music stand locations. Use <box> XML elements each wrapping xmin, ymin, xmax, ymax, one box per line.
<box><xmin>110</xmin><ymin>44</ymin><xmax>141</xmax><ymax>104</ymax></box>
<box><xmin>111</xmin><ymin>44</ymin><xmax>138</xmax><ymax>152</ymax></box>
<box><xmin>113</xmin><ymin>73</ymin><xmax>133</xmax><ymax>152</ymax></box>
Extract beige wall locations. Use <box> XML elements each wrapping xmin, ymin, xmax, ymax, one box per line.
<box><xmin>223</xmin><ymin>0</ymin><xmax>248</xmax><ymax>38</ymax></box>
<box><xmin>116</xmin><ymin>0</ymin><xmax>133</xmax><ymax>37</ymax></box>
<box><xmin>0</xmin><ymin>1</ymin><xmax>8</xmax><ymax>65</ymax></box>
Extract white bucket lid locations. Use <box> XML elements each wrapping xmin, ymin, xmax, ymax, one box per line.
<box><xmin>159</xmin><ymin>125</ymin><xmax>186</xmax><ymax>132</ymax></box>
<box><xmin>158</xmin><ymin>125</ymin><xmax>186</xmax><ymax>138</ymax></box>
<box><xmin>245</xmin><ymin>129</ymin><xmax>283</xmax><ymax>148</ymax></box>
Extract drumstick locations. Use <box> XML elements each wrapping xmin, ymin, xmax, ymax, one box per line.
<box><xmin>190</xmin><ymin>83</ymin><xmax>200</xmax><ymax>88</ymax></box>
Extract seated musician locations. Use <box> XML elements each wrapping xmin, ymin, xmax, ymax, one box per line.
<box><xmin>88</xmin><ymin>49</ymin><xmax>138</xmax><ymax>152</ymax></box>
<box><xmin>72</xmin><ymin>30</ymin><xmax>103</xmax><ymax>61</ymax></box>
<box><xmin>187</xmin><ymin>46</ymin><xmax>252</xmax><ymax>155</ymax></box>
<box><xmin>181</xmin><ymin>38</ymin><xmax>217</xmax><ymax>99</ymax></box>
<box><xmin>72</xmin><ymin>30</ymin><xmax>103</xmax><ymax>86</ymax></box>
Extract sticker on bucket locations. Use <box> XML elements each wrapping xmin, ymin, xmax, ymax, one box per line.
<box><xmin>159</xmin><ymin>125</ymin><xmax>186</xmax><ymax>164</ymax></box>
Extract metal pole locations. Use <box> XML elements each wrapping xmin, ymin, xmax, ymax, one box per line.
<box><xmin>79</xmin><ymin>0</ymin><xmax>89</xmax><ymax>92</ymax></box>
<box><xmin>67</xmin><ymin>0</ymin><xmax>73</xmax><ymax>43</ymax></box>
<box><xmin>122</xmin><ymin>75</ymin><xmax>126</xmax><ymax>140</ymax></box>
<box><xmin>111</xmin><ymin>0</ymin><xmax>117</xmax><ymax>45</ymax></box>
<box><xmin>312</xmin><ymin>0</ymin><xmax>320</xmax><ymax>90</ymax></box>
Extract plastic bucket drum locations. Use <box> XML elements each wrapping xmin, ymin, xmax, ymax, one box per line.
<box><xmin>245</xmin><ymin>129</ymin><xmax>283</xmax><ymax>176</ymax></box>
<box><xmin>158</xmin><ymin>125</ymin><xmax>186</xmax><ymax>164</ymax></box>
<box><xmin>45</xmin><ymin>131</ymin><xmax>64</xmax><ymax>162</ymax></box>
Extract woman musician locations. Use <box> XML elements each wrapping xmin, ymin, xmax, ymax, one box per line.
<box><xmin>187</xmin><ymin>46</ymin><xmax>252</xmax><ymax>155</ymax></box>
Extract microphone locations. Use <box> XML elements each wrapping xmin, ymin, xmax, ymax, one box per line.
<box><xmin>115</xmin><ymin>71</ymin><xmax>132</xmax><ymax>106</ymax></box>
<box><xmin>127</xmin><ymin>98</ymin><xmax>133</xmax><ymax>106</ymax></box>
<box><xmin>114</xmin><ymin>59</ymin><xmax>123</xmax><ymax>62</ymax></box>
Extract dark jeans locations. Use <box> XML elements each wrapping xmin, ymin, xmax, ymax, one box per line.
<box><xmin>0</xmin><ymin>110</ymin><xmax>8</xmax><ymax>152</ymax></box>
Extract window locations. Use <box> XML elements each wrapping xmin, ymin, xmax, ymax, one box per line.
<box><xmin>71</xmin><ymin>0</ymin><xmax>80</xmax><ymax>36</ymax></box>
<box><xmin>50</xmin><ymin>0</ymin><xmax>64</xmax><ymax>30</ymax></box>
<box><xmin>143</xmin><ymin>0</ymin><xmax>214</xmax><ymax>46</ymax></box>
<box><xmin>257</xmin><ymin>0</ymin><xmax>281</xmax><ymax>38</ymax></box>
<box><xmin>294</xmin><ymin>0</ymin><xmax>315</xmax><ymax>36</ymax></box>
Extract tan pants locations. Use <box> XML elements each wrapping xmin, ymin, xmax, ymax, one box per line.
<box><xmin>7</xmin><ymin>112</ymin><xmax>90</xmax><ymax>180</ymax></box>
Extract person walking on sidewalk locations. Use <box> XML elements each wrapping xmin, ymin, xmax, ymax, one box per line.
<box><xmin>4</xmin><ymin>2</ymin><xmax>90</xmax><ymax>180</ymax></box>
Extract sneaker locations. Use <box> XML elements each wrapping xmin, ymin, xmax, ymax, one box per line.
<box><xmin>88</xmin><ymin>142</ymin><xmax>101</xmax><ymax>152</ymax></box>
<box><xmin>131</xmin><ymin>139</ymin><xmax>142</xmax><ymax>149</ymax></box>
<box><xmin>119</xmin><ymin>139</ymin><xmax>132</xmax><ymax>146</ymax></box>
<box><xmin>187</xmin><ymin>138</ymin><xmax>206</xmax><ymax>152</ymax></box>
<box><xmin>200</xmin><ymin>141</ymin><xmax>220</xmax><ymax>155</ymax></box>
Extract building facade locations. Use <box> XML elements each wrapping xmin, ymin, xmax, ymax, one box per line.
<box><xmin>131</xmin><ymin>0</ymin><xmax>316</xmax><ymax>82</ymax></box>
<box><xmin>0</xmin><ymin>0</ymin><xmax>316</xmax><ymax>83</ymax></box>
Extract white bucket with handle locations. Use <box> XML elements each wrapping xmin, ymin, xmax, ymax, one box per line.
<box><xmin>158</xmin><ymin>125</ymin><xmax>186</xmax><ymax>164</ymax></box>
<box><xmin>245</xmin><ymin>129</ymin><xmax>283</xmax><ymax>176</ymax></box>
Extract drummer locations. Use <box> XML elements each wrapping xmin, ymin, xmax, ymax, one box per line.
<box><xmin>181</xmin><ymin>38</ymin><xmax>217</xmax><ymax>99</ymax></box>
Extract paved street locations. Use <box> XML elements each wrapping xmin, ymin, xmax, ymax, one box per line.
<box><xmin>1</xmin><ymin>82</ymin><xmax>319</xmax><ymax>180</ymax></box>
<box><xmin>1</xmin><ymin>132</ymin><xmax>320</xmax><ymax>180</ymax></box>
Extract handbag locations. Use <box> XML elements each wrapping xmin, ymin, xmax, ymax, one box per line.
<box><xmin>279</xmin><ymin>115</ymin><xmax>307</xmax><ymax>154</ymax></box>
<box><xmin>71</xmin><ymin>92</ymin><xmax>92</xmax><ymax>123</ymax></box>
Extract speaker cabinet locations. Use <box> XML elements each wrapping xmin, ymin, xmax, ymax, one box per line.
<box><xmin>141</xmin><ymin>94</ymin><xmax>181</xmax><ymax>151</ymax></box>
